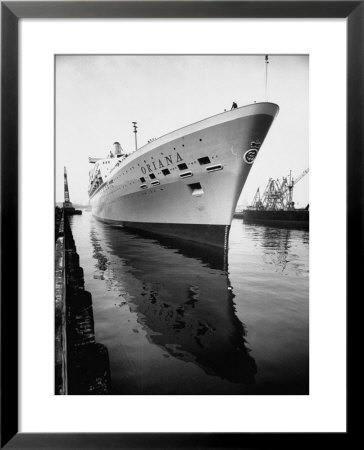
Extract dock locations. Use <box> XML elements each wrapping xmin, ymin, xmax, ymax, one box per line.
<box><xmin>55</xmin><ymin>207</ymin><xmax>110</xmax><ymax>394</ymax></box>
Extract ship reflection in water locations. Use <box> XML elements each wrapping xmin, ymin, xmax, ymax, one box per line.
<box><xmin>70</xmin><ymin>213</ymin><xmax>309</xmax><ymax>395</ymax></box>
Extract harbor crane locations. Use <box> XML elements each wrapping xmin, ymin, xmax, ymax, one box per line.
<box><xmin>63</xmin><ymin>166</ymin><xmax>82</xmax><ymax>215</ymax></box>
<box><xmin>285</xmin><ymin>168</ymin><xmax>309</xmax><ymax>209</ymax></box>
<box><xmin>250</xmin><ymin>168</ymin><xmax>309</xmax><ymax>211</ymax></box>
<box><xmin>63</xmin><ymin>167</ymin><xmax>72</xmax><ymax>209</ymax></box>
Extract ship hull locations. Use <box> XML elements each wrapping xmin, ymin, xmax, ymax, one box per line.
<box><xmin>96</xmin><ymin>217</ymin><xmax>229</xmax><ymax>250</ymax></box>
<box><xmin>90</xmin><ymin>103</ymin><xmax>279</xmax><ymax>248</ymax></box>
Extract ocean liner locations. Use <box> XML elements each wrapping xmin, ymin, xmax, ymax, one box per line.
<box><xmin>88</xmin><ymin>102</ymin><xmax>279</xmax><ymax>249</ymax></box>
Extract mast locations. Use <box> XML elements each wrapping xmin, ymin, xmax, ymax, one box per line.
<box><xmin>265</xmin><ymin>55</ymin><xmax>269</xmax><ymax>101</ymax></box>
<box><xmin>287</xmin><ymin>169</ymin><xmax>293</xmax><ymax>206</ymax></box>
<box><xmin>132</xmin><ymin>122</ymin><xmax>138</xmax><ymax>151</ymax></box>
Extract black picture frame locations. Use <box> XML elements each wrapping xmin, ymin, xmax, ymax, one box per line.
<box><xmin>1</xmin><ymin>1</ymin><xmax>359</xmax><ymax>448</ymax></box>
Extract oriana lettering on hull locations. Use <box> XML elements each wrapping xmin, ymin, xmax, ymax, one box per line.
<box><xmin>140</xmin><ymin>152</ymin><xmax>183</xmax><ymax>174</ymax></box>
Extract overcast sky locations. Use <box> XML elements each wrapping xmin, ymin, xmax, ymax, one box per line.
<box><xmin>56</xmin><ymin>54</ymin><xmax>308</xmax><ymax>207</ymax></box>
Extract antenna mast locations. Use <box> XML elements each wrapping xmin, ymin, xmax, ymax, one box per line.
<box><xmin>132</xmin><ymin>122</ymin><xmax>138</xmax><ymax>151</ymax></box>
<box><xmin>265</xmin><ymin>55</ymin><xmax>269</xmax><ymax>101</ymax></box>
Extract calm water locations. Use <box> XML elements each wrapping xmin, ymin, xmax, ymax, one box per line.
<box><xmin>69</xmin><ymin>213</ymin><xmax>309</xmax><ymax>395</ymax></box>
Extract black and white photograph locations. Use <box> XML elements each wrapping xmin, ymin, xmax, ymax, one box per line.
<box><xmin>55</xmin><ymin>54</ymin><xmax>309</xmax><ymax>395</ymax></box>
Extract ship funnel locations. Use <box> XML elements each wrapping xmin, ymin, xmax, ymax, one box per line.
<box><xmin>113</xmin><ymin>141</ymin><xmax>122</xmax><ymax>156</ymax></box>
